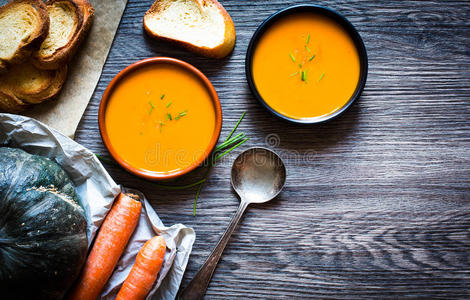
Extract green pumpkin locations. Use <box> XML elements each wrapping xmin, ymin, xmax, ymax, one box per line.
<box><xmin>0</xmin><ymin>147</ymin><xmax>88</xmax><ymax>300</ymax></box>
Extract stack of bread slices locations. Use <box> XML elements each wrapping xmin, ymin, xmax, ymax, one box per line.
<box><xmin>0</xmin><ymin>0</ymin><xmax>94</xmax><ymax>112</ymax></box>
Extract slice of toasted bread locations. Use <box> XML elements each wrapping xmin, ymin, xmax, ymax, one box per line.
<box><xmin>0</xmin><ymin>61</ymin><xmax>6</xmax><ymax>74</ymax></box>
<box><xmin>0</xmin><ymin>0</ymin><xmax>49</xmax><ymax>68</ymax></box>
<box><xmin>0</xmin><ymin>61</ymin><xmax>67</xmax><ymax>106</ymax></box>
<box><xmin>32</xmin><ymin>0</ymin><xmax>94</xmax><ymax>70</ymax></box>
<box><xmin>144</xmin><ymin>0</ymin><xmax>236</xmax><ymax>59</ymax></box>
<box><xmin>0</xmin><ymin>90</ymin><xmax>29</xmax><ymax>112</ymax></box>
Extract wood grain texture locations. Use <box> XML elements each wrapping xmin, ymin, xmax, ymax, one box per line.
<box><xmin>74</xmin><ymin>0</ymin><xmax>470</xmax><ymax>298</ymax></box>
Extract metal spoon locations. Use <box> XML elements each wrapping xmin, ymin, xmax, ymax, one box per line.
<box><xmin>180</xmin><ymin>147</ymin><xmax>286</xmax><ymax>300</ymax></box>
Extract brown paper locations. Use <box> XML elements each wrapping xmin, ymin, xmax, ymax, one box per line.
<box><xmin>24</xmin><ymin>0</ymin><xmax>128</xmax><ymax>138</ymax></box>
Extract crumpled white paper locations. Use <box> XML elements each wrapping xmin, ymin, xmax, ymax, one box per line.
<box><xmin>0</xmin><ymin>113</ymin><xmax>195</xmax><ymax>300</ymax></box>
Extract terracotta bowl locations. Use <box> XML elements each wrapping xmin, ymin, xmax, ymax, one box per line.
<box><xmin>98</xmin><ymin>57</ymin><xmax>222</xmax><ymax>181</ymax></box>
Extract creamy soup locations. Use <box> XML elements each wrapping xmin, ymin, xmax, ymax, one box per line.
<box><xmin>252</xmin><ymin>12</ymin><xmax>360</xmax><ymax>120</ymax></box>
<box><xmin>105</xmin><ymin>63</ymin><xmax>216</xmax><ymax>175</ymax></box>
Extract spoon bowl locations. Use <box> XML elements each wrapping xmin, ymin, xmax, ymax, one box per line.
<box><xmin>231</xmin><ymin>147</ymin><xmax>286</xmax><ymax>203</ymax></box>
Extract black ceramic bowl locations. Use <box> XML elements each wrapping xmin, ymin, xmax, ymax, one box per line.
<box><xmin>245</xmin><ymin>5</ymin><xmax>368</xmax><ymax>124</ymax></box>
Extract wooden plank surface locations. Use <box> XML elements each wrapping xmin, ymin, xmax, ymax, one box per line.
<box><xmin>75</xmin><ymin>0</ymin><xmax>470</xmax><ymax>298</ymax></box>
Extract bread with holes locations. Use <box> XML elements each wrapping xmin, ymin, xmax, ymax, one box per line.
<box><xmin>144</xmin><ymin>0</ymin><xmax>236</xmax><ymax>59</ymax></box>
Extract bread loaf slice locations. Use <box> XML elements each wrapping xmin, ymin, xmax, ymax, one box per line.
<box><xmin>0</xmin><ymin>61</ymin><xmax>67</xmax><ymax>108</ymax></box>
<box><xmin>0</xmin><ymin>0</ymin><xmax>49</xmax><ymax>68</ymax></box>
<box><xmin>32</xmin><ymin>0</ymin><xmax>94</xmax><ymax>70</ymax></box>
<box><xmin>0</xmin><ymin>90</ymin><xmax>29</xmax><ymax>112</ymax></box>
<box><xmin>0</xmin><ymin>62</ymin><xmax>6</xmax><ymax>74</ymax></box>
<box><xmin>144</xmin><ymin>0</ymin><xmax>236</xmax><ymax>59</ymax></box>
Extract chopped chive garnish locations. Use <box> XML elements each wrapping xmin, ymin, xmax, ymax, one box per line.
<box><xmin>300</xmin><ymin>70</ymin><xmax>308</xmax><ymax>83</ymax></box>
<box><xmin>159</xmin><ymin>121</ymin><xmax>165</xmax><ymax>132</ymax></box>
<box><xmin>140</xmin><ymin>132</ymin><xmax>143</xmax><ymax>136</ymax></box>
<box><xmin>289</xmin><ymin>53</ymin><xmax>296</xmax><ymax>63</ymax></box>
<box><xmin>148</xmin><ymin>101</ymin><xmax>155</xmax><ymax>114</ymax></box>
<box><xmin>309</xmin><ymin>54</ymin><xmax>316</xmax><ymax>61</ymax></box>
<box><xmin>298</xmin><ymin>63</ymin><xmax>302</xmax><ymax>69</ymax></box>
<box><xmin>319</xmin><ymin>72</ymin><xmax>325</xmax><ymax>81</ymax></box>
<box><xmin>175</xmin><ymin>110</ymin><xmax>187</xmax><ymax>120</ymax></box>
<box><xmin>161</xmin><ymin>94</ymin><xmax>165</xmax><ymax>100</ymax></box>
<box><xmin>289</xmin><ymin>71</ymin><xmax>299</xmax><ymax>77</ymax></box>
<box><xmin>166</xmin><ymin>101</ymin><xmax>172</xmax><ymax>108</ymax></box>
<box><xmin>306</xmin><ymin>33</ymin><xmax>310</xmax><ymax>44</ymax></box>
<box><xmin>305</xmin><ymin>45</ymin><xmax>311</xmax><ymax>52</ymax></box>
<box><xmin>166</xmin><ymin>113</ymin><xmax>172</xmax><ymax>121</ymax></box>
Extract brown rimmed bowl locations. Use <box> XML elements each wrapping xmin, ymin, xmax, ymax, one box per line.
<box><xmin>98</xmin><ymin>57</ymin><xmax>222</xmax><ymax>181</ymax></box>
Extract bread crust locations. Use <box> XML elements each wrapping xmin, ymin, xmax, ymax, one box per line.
<box><xmin>0</xmin><ymin>0</ymin><xmax>50</xmax><ymax>67</ymax></box>
<box><xmin>0</xmin><ymin>62</ymin><xmax>6</xmax><ymax>75</ymax></box>
<box><xmin>143</xmin><ymin>0</ymin><xmax>236</xmax><ymax>59</ymax></box>
<box><xmin>15</xmin><ymin>65</ymin><xmax>67</xmax><ymax>104</ymax></box>
<box><xmin>0</xmin><ymin>62</ymin><xmax>68</xmax><ymax>106</ymax></box>
<box><xmin>32</xmin><ymin>0</ymin><xmax>94</xmax><ymax>70</ymax></box>
<box><xmin>0</xmin><ymin>90</ymin><xmax>29</xmax><ymax>113</ymax></box>
<box><xmin>207</xmin><ymin>0</ymin><xmax>236</xmax><ymax>58</ymax></box>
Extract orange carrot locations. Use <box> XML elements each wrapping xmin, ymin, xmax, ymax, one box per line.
<box><xmin>116</xmin><ymin>236</ymin><xmax>167</xmax><ymax>300</ymax></box>
<box><xmin>67</xmin><ymin>193</ymin><xmax>142</xmax><ymax>300</ymax></box>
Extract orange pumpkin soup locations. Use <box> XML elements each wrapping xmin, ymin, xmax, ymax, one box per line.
<box><xmin>252</xmin><ymin>12</ymin><xmax>360</xmax><ymax>120</ymax></box>
<box><xmin>105</xmin><ymin>63</ymin><xmax>216</xmax><ymax>175</ymax></box>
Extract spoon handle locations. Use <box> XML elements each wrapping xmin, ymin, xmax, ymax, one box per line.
<box><xmin>180</xmin><ymin>200</ymin><xmax>249</xmax><ymax>300</ymax></box>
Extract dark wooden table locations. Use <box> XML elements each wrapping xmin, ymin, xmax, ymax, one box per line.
<box><xmin>76</xmin><ymin>0</ymin><xmax>470</xmax><ymax>298</ymax></box>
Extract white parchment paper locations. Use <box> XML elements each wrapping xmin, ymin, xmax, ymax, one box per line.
<box><xmin>0</xmin><ymin>113</ymin><xmax>195</xmax><ymax>300</ymax></box>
